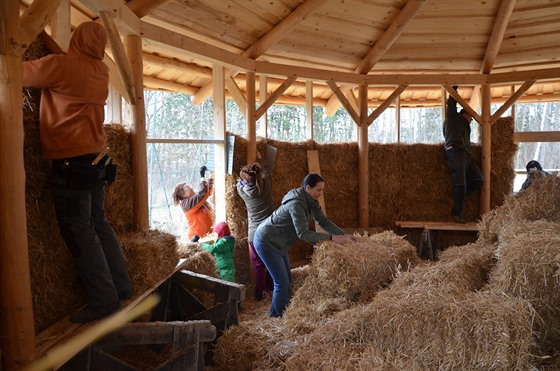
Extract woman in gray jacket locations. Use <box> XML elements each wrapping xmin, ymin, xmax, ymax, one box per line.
<box><xmin>253</xmin><ymin>173</ymin><xmax>355</xmax><ymax>317</ymax></box>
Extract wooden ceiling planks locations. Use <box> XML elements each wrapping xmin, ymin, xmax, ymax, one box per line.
<box><xmin>19</xmin><ymin>0</ymin><xmax>559</xmax><ymax>108</ymax></box>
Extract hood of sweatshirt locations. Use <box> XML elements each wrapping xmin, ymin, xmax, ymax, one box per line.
<box><xmin>68</xmin><ymin>22</ymin><xmax>107</xmax><ymax>60</ymax></box>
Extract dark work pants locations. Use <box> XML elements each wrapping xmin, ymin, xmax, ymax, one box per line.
<box><xmin>52</xmin><ymin>181</ymin><xmax>132</xmax><ymax>309</ymax></box>
<box><xmin>445</xmin><ymin>148</ymin><xmax>483</xmax><ymax>217</ymax></box>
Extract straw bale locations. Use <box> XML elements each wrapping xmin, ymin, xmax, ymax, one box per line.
<box><xmin>212</xmin><ymin>318</ymin><xmax>286</xmax><ymax>371</ymax></box>
<box><xmin>104</xmin><ymin>124</ymin><xmax>135</xmax><ymax>233</ymax></box>
<box><xmin>119</xmin><ymin>230</ymin><xmax>180</xmax><ymax>296</ymax></box>
<box><xmin>290</xmin><ymin>264</ymin><xmax>312</xmax><ymax>294</ymax></box>
<box><xmin>282</xmin><ymin>232</ymin><xmax>418</xmax><ymax>333</ymax></box>
<box><xmin>176</xmin><ymin>241</ymin><xmax>219</xmax><ymax>278</ymax></box>
<box><xmin>488</xmin><ymin>220</ymin><xmax>560</xmax><ymax>350</ymax></box>
<box><xmin>389</xmin><ymin>242</ymin><xmax>496</xmax><ymax>296</ymax></box>
<box><xmin>311</xmin><ymin>231</ymin><xmax>419</xmax><ymax>303</ymax></box>
<box><xmin>490</xmin><ymin>117</ymin><xmax>517</xmax><ymax>209</ymax></box>
<box><xmin>306</xmin><ymin>291</ymin><xmax>536</xmax><ymax>370</ymax></box>
<box><xmin>478</xmin><ymin>174</ymin><xmax>560</xmax><ymax>244</ymax></box>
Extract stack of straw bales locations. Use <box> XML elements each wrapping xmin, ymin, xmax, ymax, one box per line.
<box><xmin>213</xmin><ymin>174</ymin><xmax>560</xmax><ymax>370</ymax></box>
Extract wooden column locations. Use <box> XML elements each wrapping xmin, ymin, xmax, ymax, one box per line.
<box><xmin>125</xmin><ymin>35</ymin><xmax>149</xmax><ymax>231</ymax></box>
<box><xmin>306</xmin><ymin>80</ymin><xmax>314</xmax><ymax>140</ymax></box>
<box><xmin>258</xmin><ymin>74</ymin><xmax>268</xmax><ymax>138</ymax></box>
<box><xmin>0</xmin><ymin>0</ymin><xmax>36</xmax><ymax>368</ymax></box>
<box><xmin>358</xmin><ymin>84</ymin><xmax>369</xmax><ymax>228</ymax></box>
<box><xmin>481</xmin><ymin>84</ymin><xmax>492</xmax><ymax>214</ymax></box>
<box><xmin>213</xmin><ymin>65</ymin><xmax>226</xmax><ymax>223</ymax></box>
<box><xmin>246</xmin><ymin>71</ymin><xmax>257</xmax><ymax>164</ymax></box>
<box><xmin>395</xmin><ymin>95</ymin><xmax>401</xmax><ymax>143</ymax></box>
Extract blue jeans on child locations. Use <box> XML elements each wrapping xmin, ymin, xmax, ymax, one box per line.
<box><xmin>253</xmin><ymin>234</ymin><xmax>292</xmax><ymax>317</ymax></box>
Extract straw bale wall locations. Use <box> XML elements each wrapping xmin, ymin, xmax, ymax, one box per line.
<box><xmin>227</xmin><ymin>117</ymin><xmax>516</xmax><ymax>237</ymax></box>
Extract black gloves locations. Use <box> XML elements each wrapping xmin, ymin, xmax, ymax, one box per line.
<box><xmin>200</xmin><ymin>165</ymin><xmax>207</xmax><ymax>178</ymax></box>
<box><xmin>452</xmin><ymin>85</ymin><xmax>459</xmax><ymax>91</ymax></box>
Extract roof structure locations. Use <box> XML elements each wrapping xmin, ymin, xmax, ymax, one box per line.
<box><xmin>21</xmin><ymin>0</ymin><xmax>560</xmax><ymax>111</ymax></box>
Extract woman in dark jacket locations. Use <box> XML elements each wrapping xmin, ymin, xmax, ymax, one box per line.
<box><xmin>253</xmin><ymin>173</ymin><xmax>355</xmax><ymax>317</ymax></box>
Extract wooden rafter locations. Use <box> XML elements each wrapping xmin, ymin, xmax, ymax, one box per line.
<box><xmin>80</xmin><ymin>0</ymin><xmax>141</xmax><ymax>36</ymax></box>
<box><xmin>126</xmin><ymin>0</ymin><xmax>170</xmax><ymax>19</ymax></box>
<box><xmin>20</xmin><ymin>0</ymin><xmax>62</xmax><ymax>48</ymax></box>
<box><xmin>481</xmin><ymin>0</ymin><xmax>517</xmax><ymax>74</ymax></box>
<box><xmin>325</xmin><ymin>0</ymin><xmax>427</xmax><ymax>115</ymax></box>
<box><xmin>99</xmin><ymin>11</ymin><xmax>137</xmax><ymax>105</ymax></box>
<box><xmin>470</xmin><ymin>0</ymin><xmax>517</xmax><ymax>109</ymax></box>
<box><xmin>192</xmin><ymin>0</ymin><xmax>327</xmax><ymax>105</ymax></box>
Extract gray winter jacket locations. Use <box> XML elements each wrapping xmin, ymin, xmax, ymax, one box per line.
<box><xmin>254</xmin><ymin>187</ymin><xmax>345</xmax><ymax>256</ymax></box>
<box><xmin>237</xmin><ymin>174</ymin><xmax>274</xmax><ymax>242</ymax></box>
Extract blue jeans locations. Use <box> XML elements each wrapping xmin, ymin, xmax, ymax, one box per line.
<box><xmin>253</xmin><ymin>234</ymin><xmax>291</xmax><ymax>317</ymax></box>
<box><xmin>52</xmin><ymin>181</ymin><xmax>132</xmax><ymax>309</ymax></box>
<box><xmin>445</xmin><ymin>148</ymin><xmax>483</xmax><ymax>217</ymax></box>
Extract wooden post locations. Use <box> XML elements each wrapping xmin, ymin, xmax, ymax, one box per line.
<box><xmin>395</xmin><ymin>95</ymin><xmax>401</xmax><ymax>143</ymax></box>
<box><xmin>246</xmin><ymin>71</ymin><xmax>256</xmax><ymax>164</ymax></box>
<box><xmin>258</xmin><ymin>74</ymin><xmax>268</xmax><ymax>138</ymax></box>
<box><xmin>0</xmin><ymin>0</ymin><xmax>37</xmax><ymax>368</ymax></box>
<box><xmin>358</xmin><ymin>84</ymin><xmax>369</xmax><ymax>228</ymax></box>
<box><xmin>481</xmin><ymin>84</ymin><xmax>492</xmax><ymax>214</ymax></box>
<box><xmin>212</xmin><ymin>65</ymin><xmax>227</xmax><ymax>223</ymax></box>
<box><xmin>306</xmin><ymin>80</ymin><xmax>314</xmax><ymax>140</ymax></box>
<box><xmin>125</xmin><ymin>35</ymin><xmax>149</xmax><ymax>231</ymax></box>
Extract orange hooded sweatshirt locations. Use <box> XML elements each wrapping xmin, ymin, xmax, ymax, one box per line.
<box><xmin>22</xmin><ymin>22</ymin><xmax>109</xmax><ymax>160</ymax></box>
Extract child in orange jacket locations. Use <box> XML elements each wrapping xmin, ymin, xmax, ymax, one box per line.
<box><xmin>172</xmin><ymin>166</ymin><xmax>214</xmax><ymax>241</ymax></box>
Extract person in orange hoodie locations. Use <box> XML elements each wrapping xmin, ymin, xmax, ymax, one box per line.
<box><xmin>172</xmin><ymin>166</ymin><xmax>214</xmax><ymax>241</ymax></box>
<box><xmin>22</xmin><ymin>22</ymin><xmax>132</xmax><ymax>323</ymax></box>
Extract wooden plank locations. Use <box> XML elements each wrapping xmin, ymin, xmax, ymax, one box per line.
<box><xmin>306</xmin><ymin>150</ymin><xmax>326</xmax><ymax>213</ymax></box>
<box><xmin>36</xmin><ymin>260</ymin><xmax>189</xmax><ymax>357</ymax></box>
<box><xmin>395</xmin><ymin>221</ymin><xmax>478</xmax><ymax>232</ymax></box>
<box><xmin>96</xmin><ymin>321</ymin><xmax>216</xmax><ymax>346</ymax></box>
<box><xmin>173</xmin><ymin>270</ymin><xmax>245</xmax><ymax>302</ymax></box>
<box><xmin>513</xmin><ymin>131</ymin><xmax>560</xmax><ymax>143</ymax></box>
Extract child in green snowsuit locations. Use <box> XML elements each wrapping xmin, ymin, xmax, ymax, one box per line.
<box><xmin>202</xmin><ymin>221</ymin><xmax>236</xmax><ymax>282</ymax></box>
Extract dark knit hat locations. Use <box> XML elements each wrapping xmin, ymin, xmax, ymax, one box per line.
<box><xmin>526</xmin><ymin>160</ymin><xmax>543</xmax><ymax>172</ymax></box>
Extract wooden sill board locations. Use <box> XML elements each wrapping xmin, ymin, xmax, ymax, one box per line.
<box><xmin>395</xmin><ymin>221</ymin><xmax>478</xmax><ymax>232</ymax></box>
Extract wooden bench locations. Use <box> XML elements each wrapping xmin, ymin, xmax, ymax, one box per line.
<box><xmin>35</xmin><ymin>259</ymin><xmax>244</xmax><ymax>370</ymax></box>
<box><xmin>395</xmin><ymin>221</ymin><xmax>478</xmax><ymax>260</ymax></box>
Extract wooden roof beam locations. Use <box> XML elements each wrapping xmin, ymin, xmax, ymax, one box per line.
<box><xmin>143</xmin><ymin>53</ymin><xmax>212</xmax><ymax>78</ymax></box>
<box><xmin>471</xmin><ymin>0</ymin><xmax>517</xmax><ymax>109</ymax></box>
<box><xmin>20</xmin><ymin>0</ymin><xmax>62</xmax><ymax>49</ymax></box>
<box><xmin>99</xmin><ymin>11</ymin><xmax>137</xmax><ymax>104</ymax></box>
<box><xmin>325</xmin><ymin>0</ymin><xmax>427</xmax><ymax>115</ymax></box>
<box><xmin>80</xmin><ymin>0</ymin><xmax>141</xmax><ymax>36</ymax></box>
<box><xmin>126</xmin><ymin>0</ymin><xmax>170</xmax><ymax>19</ymax></box>
<box><xmin>192</xmin><ymin>0</ymin><xmax>327</xmax><ymax>105</ymax></box>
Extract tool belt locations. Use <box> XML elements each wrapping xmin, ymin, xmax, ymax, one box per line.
<box><xmin>51</xmin><ymin>153</ymin><xmax>117</xmax><ymax>190</ymax></box>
